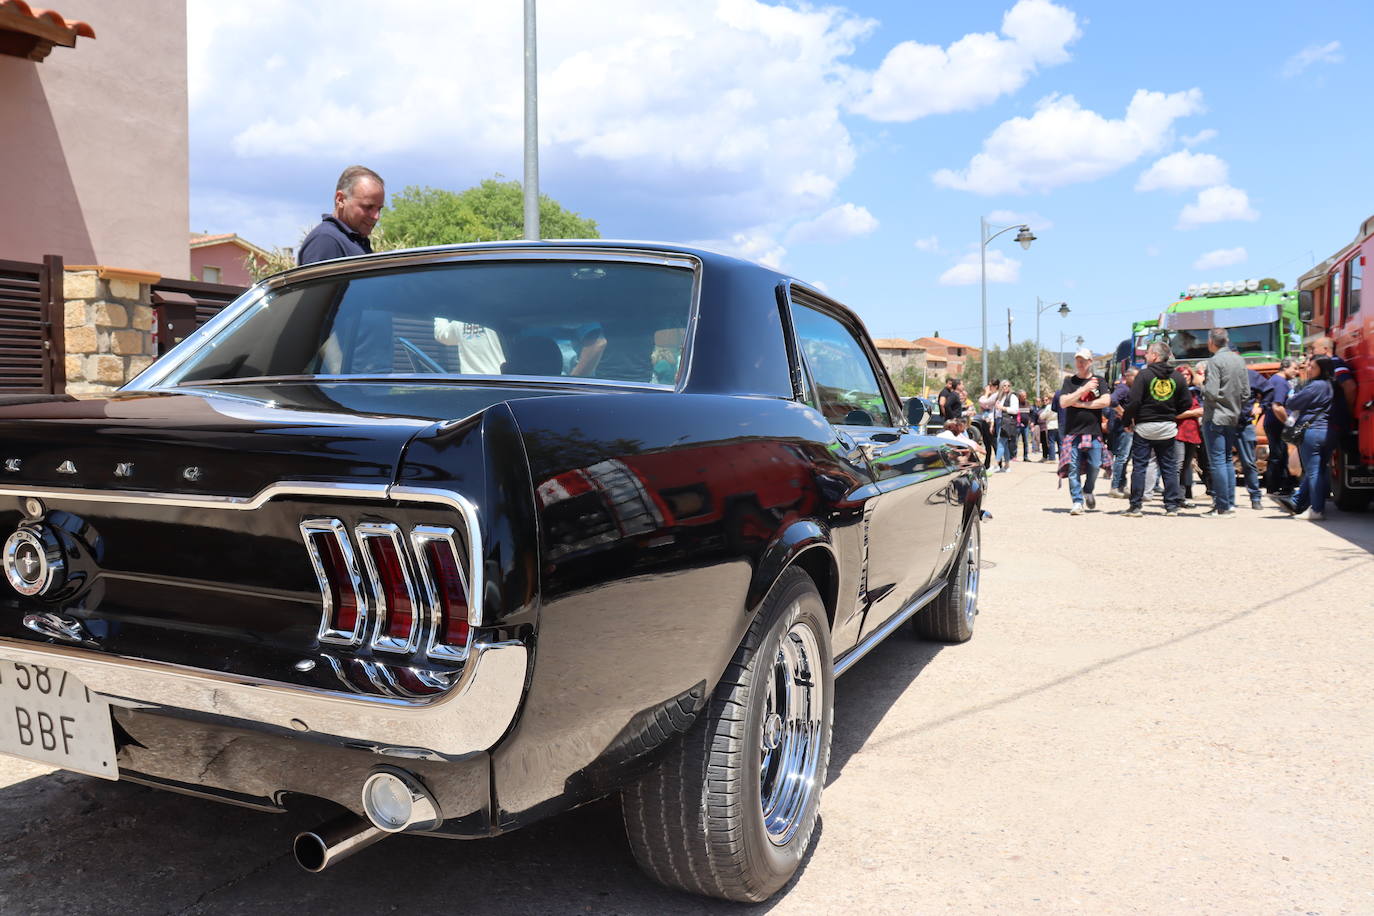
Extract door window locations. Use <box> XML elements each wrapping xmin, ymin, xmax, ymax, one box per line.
<box><xmin>1345</xmin><ymin>255</ymin><xmax>1362</xmax><ymax>321</ymax></box>
<box><xmin>790</xmin><ymin>301</ymin><xmax>893</xmax><ymax>427</ymax></box>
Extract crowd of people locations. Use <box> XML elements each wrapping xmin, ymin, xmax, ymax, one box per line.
<box><xmin>931</xmin><ymin>333</ymin><xmax>1356</xmax><ymax>521</ymax></box>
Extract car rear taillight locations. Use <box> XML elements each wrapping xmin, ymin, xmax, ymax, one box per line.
<box><xmin>412</xmin><ymin>526</ymin><xmax>472</xmax><ymax>661</ymax></box>
<box><xmin>301</xmin><ymin>519</ymin><xmax>368</xmax><ymax>645</ymax></box>
<box><xmin>356</xmin><ymin>523</ymin><xmax>420</xmax><ymax>653</ymax></box>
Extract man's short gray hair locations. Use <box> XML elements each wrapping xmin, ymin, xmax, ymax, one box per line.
<box><xmin>336</xmin><ymin>165</ymin><xmax>383</xmax><ymax>197</ymax></box>
<box><xmin>1279</xmin><ymin>357</ymin><xmax>1294</xmax><ymax>370</ymax></box>
<box><xmin>1209</xmin><ymin>327</ymin><xmax>1229</xmax><ymax>348</ymax></box>
<box><xmin>1147</xmin><ymin>340</ymin><xmax>1172</xmax><ymax>363</ymax></box>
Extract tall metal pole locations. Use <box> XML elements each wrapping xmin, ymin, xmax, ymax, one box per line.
<box><xmin>979</xmin><ymin>217</ymin><xmax>988</xmax><ymax>389</ymax></box>
<box><xmin>522</xmin><ymin>0</ymin><xmax>540</xmax><ymax>240</ymax></box>
<box><xmin>1035</xmin><ymin>296</ymin><xmax>1042</xmax><ymax>400</ymax></box>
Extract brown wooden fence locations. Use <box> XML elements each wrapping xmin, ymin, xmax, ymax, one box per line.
<box><xmin>0</xmin><ymin>255</ymin><xmax>64</xmax><ymax>394</ymax></box>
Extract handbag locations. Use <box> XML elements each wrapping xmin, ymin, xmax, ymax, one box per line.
<box><xmin>1281</xmin><ymin>419</ymin><xmax>1311</xmax><ymax>445</ymax></box>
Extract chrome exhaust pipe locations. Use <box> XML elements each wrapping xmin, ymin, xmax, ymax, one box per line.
<box><xmin>293</xmin><ymin>813</ymin><xmax>387</xmax><ymax>873</ymax></box>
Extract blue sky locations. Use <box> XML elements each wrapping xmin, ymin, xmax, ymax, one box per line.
<box><xmin>187</xmin><ymin>0</ymin><xmax>1372</xmax><ymax>358</ymax></box>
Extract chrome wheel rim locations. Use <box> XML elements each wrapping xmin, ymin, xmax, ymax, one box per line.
<box><xmin>962</xmin><ymin>524</ymin><xmax>981</xmax><ymax>631</ymax></box>
<box><xmin>759</xmin><ymin>613</ymin><xmax>825</xmax><ymax>846</ymax></box>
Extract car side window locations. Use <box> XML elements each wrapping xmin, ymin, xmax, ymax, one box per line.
<box><xmin>790</xmin><ymin>301</ymin><xmax>894</xmax><ymax>427</ymax></box>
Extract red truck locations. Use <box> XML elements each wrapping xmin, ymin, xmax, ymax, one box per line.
<box><xmin>1296</xmin><ymin>213</ymin><xmax>1374</xmax><ymax>510</ymax></box>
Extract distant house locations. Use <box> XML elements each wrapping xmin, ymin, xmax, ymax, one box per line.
<box><xmin>912</xmin><ymin>336</ymin><xmax>979</xmax><ymax>382</ymax></box>
<box><xmin>190</xmin><ymin>233</ymin><xmax>273</xmax><ymax>287</ymax></box>
<box><xmin>872</xmin><ymin>338</ymin><xmax>927</xmax><ymax>386</ymax></box>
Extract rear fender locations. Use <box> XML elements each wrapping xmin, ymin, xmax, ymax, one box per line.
<box><xmin>746</xmin><ymin>522</ymin><xmax>838</xmax><ymax>626</ymax></box>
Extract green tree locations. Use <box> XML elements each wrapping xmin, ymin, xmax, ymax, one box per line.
<box><xmin>376</xmin><ymin>178</ymin><xmax>599</xmax><ymax>248</ymax></box>
<box><xmin>963</xmin><ymin>340</ymin><xmax>1062</xmax><ymax>399</ymax></box>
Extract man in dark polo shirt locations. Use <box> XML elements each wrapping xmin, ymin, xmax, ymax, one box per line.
<box><xmin>298</xmin><ymin>165</ymin><xmax>385</xmax><ymax>265</ymax></box>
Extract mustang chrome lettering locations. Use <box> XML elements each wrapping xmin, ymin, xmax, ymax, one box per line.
<box><xmin>182</xmin><ymin>466</ymin><xmax>203</xmax><ymax>481</ymax></box>
<box><xmin>57</xmin><ymin>460</ymin><xmax>77</xmax><ymax>475</ymax></box>
<box><xmin>3</xmin><ymin>458</ymin><xmax>19</xmax><ymax>472</ymax></box>
<box><xmin>114</xmin><ymin>463</ymin><xmax>135</xmax><ymax>478</ymax></box>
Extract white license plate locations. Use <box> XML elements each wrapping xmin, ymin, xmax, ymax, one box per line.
<box><xmin>0</xmin><ymin>661</ymin><xmax>117</xmax><ymax>779</ymax></box>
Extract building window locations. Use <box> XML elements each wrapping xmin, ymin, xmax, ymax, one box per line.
<box><xmin>203</xmin><ymin>266</ymin><xmax>221</xmax><ymax>284</ymax></box>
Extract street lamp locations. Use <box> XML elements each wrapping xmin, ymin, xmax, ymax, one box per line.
<box><xmin>1059</xmin><ymin>332</ymin><xmax>1084</xmax><ymax>380</ymax></box>
<box><xmin>980</xmin><ymin>217</ymin><xmax>1036</xmax><ymax>388</ymax></box>
<box><xmin>1035</xmin><ymin>297</ymin><xmax>1069</xmax><ymax>398</ymax></box>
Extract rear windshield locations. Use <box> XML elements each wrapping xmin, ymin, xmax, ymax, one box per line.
<box><xmin>159</xmin><ymin>259</ymin><xmax>695</xmax><ymax>387</ymax></box>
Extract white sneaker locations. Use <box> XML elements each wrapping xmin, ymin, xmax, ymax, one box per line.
<box><xmin>1295</xmin><ymin>508</ymin><xmax>1325</xmax><ymax>521</ymax></box>
<box><xmin>1070</xmin><ymin>502</ymin><xmax>1084</xmax><ymax>516</ymax></box>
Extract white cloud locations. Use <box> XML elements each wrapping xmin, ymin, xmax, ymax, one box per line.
<box><xmin>850</xmin><ymin>0</ymin><xmax>1080</xmax><ymax>121</ymax></box>
<box><xmin>938</xmin><ymin>250</ymin><xmax>1021</xmax><ymax>286</ymax></box>
<box><xmin>933</xmin><ymin>88</ymin><xmax>1206</xmax><ymax>194</ymax></box>
<box><xmin>1181</xmin><ymin>128</ymin><xmax>1218</xmax><ymax>147</ymax></box>
<box><xmin>189</xmin><ymin>0</ymin><xmax>879</xmax><ymax>245</ymax></box>
<box><xmin>1135</xmin><ymin>150</ymin><xmax>1229</xmax><ymax>192</ymax></box>
<box><xmin>1177</xmin><ymin>185</ymin><xmax>1259</xmax><ymax>229</ymax></box>
<box><xmin>913</xmin><ymin>235</ymin><xmax>942</xmax><ymax>253</ymax></box>
<box><xmin>692</xmin><ymin>227</ymin><xmax>788</xmax><ymax>270</ymax></box>
<box><xmin>1192</xmin><ymin>247</ymin><xmax>1248</xmax><ymax>271</ymax></box>
<box><xmin>786</xmin><ymin>203</ymin><xmax>879</xmax><ymax>244</ymax></box>
<box><xmin>986</xmin><ymin>209</ymin><xmax>1054</xmax><ymax>231</ymax></box>
<box><xmin>1282</xmin><ymin>41</ymin><xmax>1342</xmax><ymax>78</ymax></box>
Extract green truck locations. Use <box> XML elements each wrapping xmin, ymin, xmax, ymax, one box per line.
<box><xmin>1152</xmin><ymin>279</ymin><xmax>1304</xmax><ymax>371</ymax></box>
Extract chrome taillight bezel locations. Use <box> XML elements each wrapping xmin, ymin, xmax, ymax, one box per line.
<box><xmin>411</xmin><ymin>525</ymin><xmax>476</xmax><ymax>662</ymax></box>
<box><xmin>300</xmin><ymin>517</ymin><xmax>369</xmax><ymax>646</ymax></box>
<box><xmin>355</xmin><ymin>522</ymin><xmax>422</xmax><ymax>655</ymax></box>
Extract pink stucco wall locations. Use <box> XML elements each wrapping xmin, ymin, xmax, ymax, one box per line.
<box><xmin>190</xmin><ymin>242</ymin><xmax>256</xmax><ymax>288</ymax></box>
<box><xmin>0</xmin><ymin>0</ymin><xmax>188</xmax><ymax>278</ymax></box>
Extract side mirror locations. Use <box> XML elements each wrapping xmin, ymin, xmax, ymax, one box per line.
<box><xmin>1298</xmin><ymin>289</ymin><xmax>1314</xmax><ymax>323</ymax></box>
<box><xmin>905</xmin><ymin>397</ymin><xmax>926</xmax><ymax>427</ymax></box>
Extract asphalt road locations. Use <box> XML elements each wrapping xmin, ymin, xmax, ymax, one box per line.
<box><xmin>1</xmin><ymin>458</ymin><xmax>1371</xmax><ymax>914</ymax></box>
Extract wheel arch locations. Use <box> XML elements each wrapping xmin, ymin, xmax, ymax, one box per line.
<box><xmin>745</xmin><ymin>521</ymin><xmax>838</xmax><ymax>629</ymax></box>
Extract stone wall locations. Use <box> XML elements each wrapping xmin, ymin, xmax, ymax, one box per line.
<box><xmin>63</xmin><ymin>268</ymin><xmax>158</xmax><ymax>396</ymax></box>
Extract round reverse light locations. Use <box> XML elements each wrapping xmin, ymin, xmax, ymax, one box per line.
<box><xmin>4</xmin><ymin>528</ymin><xmax>63</xmax><ymax>597</ymax></box>
<box><xmin>361</xmin><ymin>768</ymin><xmax>440</xmax><ymax>833</ymax></box>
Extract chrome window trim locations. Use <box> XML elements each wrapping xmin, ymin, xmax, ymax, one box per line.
<box><xmin>410</xmin><ymin>524</ymin><xmax>476</xmax><ymax>664</ymax></box>
<box><xmin>299</xmin><ymin>518</ymin><xmax>370</xmax><ymax>647</ymax></box>
<box><xmin>355</xmin><ymin>522</ymin><xmax>423</xmax><ymax>655</ymax></box>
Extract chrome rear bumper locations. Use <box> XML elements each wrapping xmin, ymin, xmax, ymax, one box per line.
<box><xmin>0</xmin><ymin>638</ymin><xmax>527</xmax><ymax>759</ymax></box>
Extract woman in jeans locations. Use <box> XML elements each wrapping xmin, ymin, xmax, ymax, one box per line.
<box><xmin>1174</xmin><ymin>365</ymin><xmax>1204</xmax><ymax>507</ymax></box>
<box><xmin>979</xmin><ymin>380</ymin><xmax>1019</xmax><ymax>472</ymax></box>
<box><xmin>1280</xmin><ymin>356</ymin><xmax>1335</xmax><ymax>520</ymax></box>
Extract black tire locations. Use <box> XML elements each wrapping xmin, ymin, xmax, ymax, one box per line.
<box><xmin>622</xmin><ymin>567</ymin><xmax>833</xmax><ymax>902</ymax></box>
<box><xmin>915</xmin><ymin>513</ymin><xmax>980</xmax><ymax>643</ymax></box>
<box><xmin>1331</xmin><ymin>446</ymin><xmax>1372</xmax><ymax>512</ymax></box>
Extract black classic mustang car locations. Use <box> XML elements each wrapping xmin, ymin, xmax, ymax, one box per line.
<box><xmin>0</xmin><ymin>242</ymin><xmax>983</xmax><ymax>902</ymax></box>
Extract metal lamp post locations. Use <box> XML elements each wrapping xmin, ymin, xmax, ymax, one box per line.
<box><xmin>1035</xmin><ymin>298</ymin><xmax>1069</xmax><ymax>398</ymax></box>
<box><xmin>979</xmin><ymin>217</ymin><xmax>1036</xmax><ymax>388</ymax></box>
<box><xmin>1059</xmin><ymin>332</ymin><xmax>1084</xmax><ymax>379</ymax></box>
<box><xmin>522</xmin><ymin>0</ymin><xmax>540</xmax><ymax>240</ymax></box>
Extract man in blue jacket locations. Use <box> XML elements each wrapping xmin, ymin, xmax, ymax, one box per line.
<box><xmin>299</xmin><ymin>166</ymin><xmax>385</xmax><ymax>265</ymax></box>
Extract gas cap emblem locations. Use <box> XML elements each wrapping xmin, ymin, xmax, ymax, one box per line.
<box><xmin>3</xmin><ymin>528</ymin><xmax>65</xmax><ymax>597</ymax></box>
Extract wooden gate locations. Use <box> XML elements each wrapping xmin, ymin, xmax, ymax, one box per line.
<box><xmin>0</xmin><ymin>255</ymin><xmax>64</xmax><ymax>394</ymax></box>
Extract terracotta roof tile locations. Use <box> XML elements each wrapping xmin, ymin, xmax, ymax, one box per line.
<box><xmin>0</xmin><ymin>1</ymin><xmax>94</xmax><ymax>39</ymax></box>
